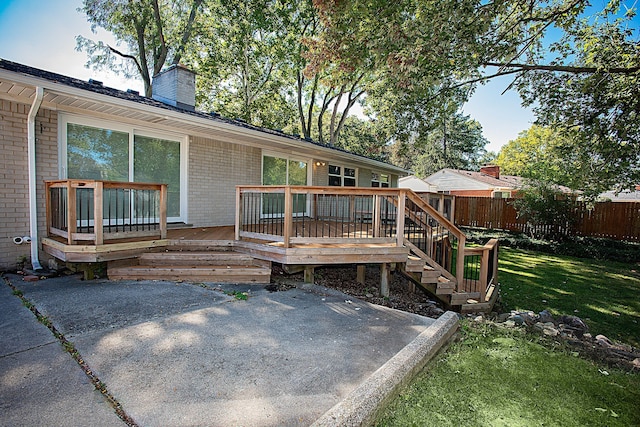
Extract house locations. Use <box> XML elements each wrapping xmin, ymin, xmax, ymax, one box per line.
<box><xmin>425</xmin><ymin>166</ymin><xmax>522</xmax><ymax>198</ymax></box>
<box><xmin>0</xmin><ymin>59</ymin><xmax>407</xmax><ymax>268</ymax></box>
<box><xmin>599</xmin><ymin>186</ymin><xmax>640</xmax><ymax>202</ymax></box>
<box><xmin>0</xmin><ymin>58</ymin><xmax>499</xmax><ymax>312</ymax></box>
<box><xmin>398</xmin><ymin>175</ymin><xmax>438</xmax><ymax>193</ymax></box>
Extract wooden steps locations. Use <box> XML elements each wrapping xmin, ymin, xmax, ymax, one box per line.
<box><xmin>402</xmin><ymin>253</ymin><xmax>495</xmax><ymax>312</ymax></box>
<box><xmin>402</xmin><ymin>256</ymin><xmax>457</xmax><ymax>298</ymax></box>
<box><xmin>108</xmin><ymin>249</ymin><xmax>271</xmax><ymax>284</ymax></box>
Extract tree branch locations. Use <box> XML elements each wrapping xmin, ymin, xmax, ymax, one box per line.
<box><xmin>172</xmin><ymin>0</ymin><xmax>204</xmax><ymax>65</ymax></box>
<box><xmin>484</xmin><ymin>62</ymin><xmax>640</xmax><ymax>74</ymax></box>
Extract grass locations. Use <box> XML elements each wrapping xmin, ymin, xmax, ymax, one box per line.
<box><xmin>375</xmin><ymin>322</ymin><xmax>640</xmax><ymax>427</ymax></box>
<box><xmin>498</xmin><ymin>247</ymin><xmax>640</xmax><ymax>347</ymax></box>
<box><xmin>374</xmin><ymin>247</ymin><xmax>640</xmax><ymax>426</ymax></box>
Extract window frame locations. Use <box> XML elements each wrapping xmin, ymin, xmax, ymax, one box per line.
<box><xmin>58</xmin><ymin>113</ymin><xmax>189</xmax><ymax>223</ymax></box>
<box><xmin>328</xmin><ymin>164</ymin><xmax>358</xmax><ymax>187</ymax></box>
<box><xmin>371</xmin><ymin>172</ymin><xmax>390</xmax><ymax>188</ymax></box>
<box><xmin>261</xmin><ymin>152</ymin><xmax>312</xmax><ymax>218</ymax></box>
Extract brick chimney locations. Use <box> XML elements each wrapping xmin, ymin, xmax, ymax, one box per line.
<box><xmin>152</xmin><ymin>64</ymin><xmax>196</xmax><ymax>111</ymax></box>
<box><xmin>480</xmin><ymin>164</ymin><xmax>500</xmax><ymax>179</ymax></box>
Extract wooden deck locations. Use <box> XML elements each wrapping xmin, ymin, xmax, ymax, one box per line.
<box><xmin>43</xmin><ymin>183</ymin><xmax>499</xmax><ymax>312</ymax></box>
<box><xmin>43</xmin><ymin>224</ymin><xmax>407</xmax><ymax>265</ymax></box>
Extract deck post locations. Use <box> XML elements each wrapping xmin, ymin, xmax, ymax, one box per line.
<box><xmin>67</xmin><ymin>182</ymin><xmax>76</xmax><ymax>245</ymax></box>
<box><xmin>395</xmin><ymin>191</ymin><xmax>406</xmax><ymax>247</ymax></box>
<box><xmin>456</xmin><ymin>234</ymin><xmax>466</xmax><ymax>291</ymax></box>
<box><xmin>304</xmin><ymin>266</ymin><xmax>315</xmax><ymax>284</ymax></box>
<box><xmin>380</xmin><ymin>263</ymin><xmax>390</xmax><ymax>297</ymax></box>
<box><xmin>45</xmin><ymin>182</ymin><xmax>52</xmax><ymax>240</ymax></box>
<box><xmin>356</xmin><ymin>265</ymin><xmax>366</xmax><ymax>284</ymax></box>
<box><xmin>373</xmin><ymin>195</ymin><xmax>381</xmax><ymax>238</ymax></box>
<box><xmin>159</xmin><ymin>184</ymin><xmax>168</xmax><ymax>239</ymax></box>
<box><xmin>94</xmin><ymin>181</ymin><xmax>104</xmax><ymax>245</ymax></box>
<box><xmin>479</xmin><ymin>247</ymin><xmax>489</xmax><ymax>302</ymax></box>
<box><xmin>283</xmin><ymin>186</ymin><xmax>293</xmax><ymax>248</ymax></box>
<box><xmin>235</xmin><ymin>187</ymin><xmax>242</xmax><ymax>241</ymax></box>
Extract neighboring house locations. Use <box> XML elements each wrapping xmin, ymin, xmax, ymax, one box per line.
<box><xmin>398</xmin><ymin>175</ymin><xmax>438</xmax><ymax>193</ymax></box>
<box><xmin>425</xmin><ymin>166</ymin><xmax>523</xmax><ymax>198</ymax></box>
<box><xmin>599</xmin><ymin>187</ymin><xmax>640</xmax><ymax>202</ymax></box>
<box><xmin>0</xmin><ymin>59</ymin><xmax>408</xmax><ymax>270</ymax></box>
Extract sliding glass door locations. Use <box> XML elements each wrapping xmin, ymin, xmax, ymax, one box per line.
<box><xmin>262</xmin><ymin>155</ymin><xmax>309</xmax><ymax>217</ymax></box>
<box><xmin>65</xmin><ymin>119</ymin><xmax>184</xmax><ymax>222</ymax></box>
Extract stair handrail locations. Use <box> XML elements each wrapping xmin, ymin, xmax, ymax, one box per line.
<box><xmin>400</xmin><ymin>189</ymin><xmax>467</xmax><ymax>289</ymax></box>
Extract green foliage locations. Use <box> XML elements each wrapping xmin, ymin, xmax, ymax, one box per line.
<box><xmin>225</xmin><ymin>290</ymin><xmax>249</xmax><ymax>300</ymax></box>
<box><xmin>510</xmin><ymin>181</ymin><xmax>576</xmax><ymax>240</ymax></box>
<box><xmin>376</xmin><ymin>321</ymin><xmax>640</xmax><ymax>426</ymax></box>
<box><xmin>462</xmin><ymin>227</ymin><xmax>640</xmax><ymax>264</ymax></box>
<box><xmin>496</xmin><ymin>125</ymin><xmax>572</xmax><ymax>183</ymax></box>
<box><xmin>310</xmin><ymin>1</ymin><xmax>639</xmax><ymax>191</ymax></box>
<box><xmin>77</xmin><ymin>0</ymin><xmax>206</xmax><ymax>96</ymax></box>
<box><xmin>516</xmin><ymin>10</ymin><xmax>640</xmax><ymax>198</ymax></box>
<box><xmin>388</xmin><ymin>112</ymin><xmax>488</xmax><ymax>177</ymax></box>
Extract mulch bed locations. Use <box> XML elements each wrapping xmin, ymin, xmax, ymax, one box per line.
<box><xmin>270</xmin><ymin>263</ymin><xmax>445</xmax><ymax>319</ymax></box>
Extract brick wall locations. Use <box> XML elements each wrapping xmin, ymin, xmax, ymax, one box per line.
<box><xmin>0</xmin><ymin>100</ymin><xmax>58</xmax><ymax>270</ymax></box>
<box><xmin>188</xmin><ymin>136</ymin><xmax>262</xmax><ymax>226</ymax></box>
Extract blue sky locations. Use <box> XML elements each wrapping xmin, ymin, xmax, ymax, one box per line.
<box><xmin>0</xmin><ymin>0</ymin><xmax>635</xmax><ymax>153</ymax></box>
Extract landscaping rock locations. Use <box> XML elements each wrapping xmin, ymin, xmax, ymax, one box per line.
<box><xmin>511</xmin><ymin>314</ymin><xmax>526</xmax><ymax>325</ymax></box>
<box><xmin>559</xmin><ymin>315</ymin><xmax>589</xmax><ymax>333</ymax></box>
<box><xmin>596</xmin><ymin>334</ymin><xmax>614</xmax><ymax>348</ymax></box>
<box><xmin>489</xmin><ymin>306</ymin><xmax>639</xmax><ymax>371</ymax></box>
<box><xmin>497</xmin><ymin>312</ymin><xmax>511</xmax><ymax>322</ymax></box>
<box><xmin>538</xmin><ymin>309</ymin><xmax>554</xmax><ymax>323</ymax></box>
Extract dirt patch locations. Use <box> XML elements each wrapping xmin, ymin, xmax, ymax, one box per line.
<box><xmin>271</xmin><ymin>264</ymin><xmax>445</xmax><ymax>319</ymax></box>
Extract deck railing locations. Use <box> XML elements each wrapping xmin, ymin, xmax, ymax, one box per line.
<box><xmin>236</xmin><ymin>186</ymin><xmax>496</xmax><ymax>299</ymax></box>
<box><xmin>45</xmin><ymin>180</ymin><xmax>167</xmax><ymax>245</ymax></box>
<box><xmin>459</xmin><ymin>239</ymin><xmax>499</xmax><ymax>300</ymax></box>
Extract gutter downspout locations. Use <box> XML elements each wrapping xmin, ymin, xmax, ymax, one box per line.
<box><xmin>27</xmin><ymin>86</ymin><xmax>44</xmax><ymax>271</ymax></box>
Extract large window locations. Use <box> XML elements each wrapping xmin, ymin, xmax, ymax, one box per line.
<box><xmin>63</xmin><ymin>117</ymin><xmax>186</xmax><ymax>221</ymax></box>
<box><xmin>262</xmin><ymin>154</ymin><xmax>309</xmax><ymax>216</ymax></box>
<box><xmin>328</xmin><ymin>164</ymin><xmax>356</xmax><ymax>187</ymax></box>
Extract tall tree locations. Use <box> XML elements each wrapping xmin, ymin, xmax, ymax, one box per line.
<box><xmin>77</xmin><ymin>0</ymin><xmax>206</xmax><ymax>97</ymax></box>
<box><xmin>193</xmin><ymin>0</ymin><xmax>298</xmax><ymax>128</ymax></box>
<box><xmin>389</xmin><ymin>111</ymin><xmax>488</xmax><ymax>177</ymax></box>
<box><xmin>513</xmin><ymin>9</ymin><xmax>640</xmax><ymax>197</ymax></box>
<box><xmin>308</xmin><ymin>0</ymin><xmax>640</xmax><ymax>194</ymax></box>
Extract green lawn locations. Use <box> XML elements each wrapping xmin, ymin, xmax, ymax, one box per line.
<box><xmin>498</xmin><ymin>247</ymin><xmax>640</xmax><ymax>347</ymax></box>
<box><xmin>375</xmin><ymin>322</ymin><xmax>640</xmax><ymax>427</ymax></box>
<box><xmin>375</xmin><ymin>247</ymin><xmax>640</xmax><ymax>426</ymax></box>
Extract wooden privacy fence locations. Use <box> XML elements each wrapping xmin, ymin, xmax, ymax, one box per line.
<box><xmin>455</xmin><ymin>197</ymin><xmax>640</xmax><ymax>242</ymax></box>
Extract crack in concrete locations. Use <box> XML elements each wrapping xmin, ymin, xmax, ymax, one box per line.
<box><xmin>2</xmin><ymin>274</ymin><xmax>138</xmax><ymax>427</ymax></box>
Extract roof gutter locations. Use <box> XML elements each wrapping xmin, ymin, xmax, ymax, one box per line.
<box><xmin>27</xmin><ymin>86</ymin><xmax>44</xmax><ymax>271</ymax></box>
